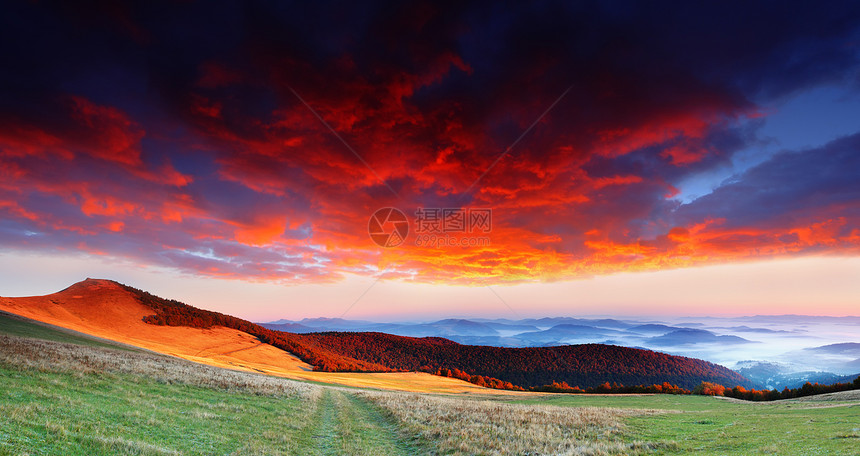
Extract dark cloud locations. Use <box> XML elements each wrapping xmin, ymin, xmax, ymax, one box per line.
<box><xmin>674</xmin><ymin>133</ymin><xmax>860</xmax><ymax>230</ymax></box>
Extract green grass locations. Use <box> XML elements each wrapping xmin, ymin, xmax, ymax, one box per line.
<box><xmin>295</xmin><ymin>389</ymin><xmax>420</xmax><ymax>455</ymax></box>
<box><xmin>0</xmin><ymin>362</ymin><xmax>419</xmax><ymax>455</ymax></box>
<box><xmin>510</xmin><ymin>394</ymin><xmax>860</xmax><ymax>455</ymax></box>
<box><xmin>0</xmin><ymin>311</ymin><xmax>139</xmax><ymax>352</ymax></box>
<box><xmin>0</xmin><ymin>365</ymin><xmax>304</xmax><ymax>455</ymax></box>
<box><xmin>0</xmin><ymin>324</ymin><xmax>421</xmax><ymax>455</ymax></box>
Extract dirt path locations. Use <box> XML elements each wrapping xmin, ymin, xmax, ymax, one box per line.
<box><xmin>297</xmin><ymin>389</ymin><xmax>419</xmax><ymax>455</ymax></box>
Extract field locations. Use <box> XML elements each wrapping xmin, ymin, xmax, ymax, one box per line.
<box><xmin>0</xmin><ymin>325</ymin><xmax>650</xmax><ymax>455</ymax></box>
<box><xmin>2</xmin><ymin>312</ymin><xmax>859</xmax><ymax>455</ymax></box>
<box><xmin>512</xmin><ymin>394</ymin><xmax>860</xmax><ymax>455</ymax></box>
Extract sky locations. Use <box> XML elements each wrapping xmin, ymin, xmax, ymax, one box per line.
<box><xmin>1</xmin><ymin>1</ymin><xmax>859</xmax><ymax>321</ymax></box>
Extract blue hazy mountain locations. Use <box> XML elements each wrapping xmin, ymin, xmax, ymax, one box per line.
<box><xmin>646</xmin><ymin>328</ymin><xmax>754</xmax><ymax>346</ymax></box>
<box><xmin>260</xmin><ymin>315</ymin><xmax>859</xmax><ymax>378</ymax></box>
<box><xmin>803</xmin><ymin>342</ymin><xmax>860</xmax><ymax>356</ymax></box>
<box><xmin>626</xmin><ymin>324</ymin><xmax>678</xmax><ymax>334</ymax></box>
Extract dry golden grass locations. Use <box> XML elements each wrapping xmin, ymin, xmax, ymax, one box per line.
<box><xmin>0</xmin><ymin>279</ymin><xmax>317</xmax><ymax>374</ymax></box>
<box><xmin>359</xmin><ymin>389</ymin><xmax>663</xmax><ymax>455</ymax></box>
<box><xmin>0</xmin><ymin>335</ymin><xmax>321</xmax><ymax>400</ymax></box>
<box><xmin>787</xmin><ymin>389</ymin><xmax>860</xmax><ymax>402</ymax></box>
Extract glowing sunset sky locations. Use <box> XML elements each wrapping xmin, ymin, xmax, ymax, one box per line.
<box><xmin>1</xmin><ymin>1</ymin><xmax>859</xmax><ymax>319</ymax></box>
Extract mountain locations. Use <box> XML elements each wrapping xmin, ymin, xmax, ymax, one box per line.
<box><xmin>118</xmin><ymin>281</ymin><xmax>747</xmax><ymax>389</ymax></box>
<box><xmin>262</xmin><ymin>318</ymin><xmax>503</xmax><ymax>338</ymax></box>
<box><xmin>724</xmin><ymin>325</ymin><xmax>796</xmax><ymax>334</ymax></box>
<box><xmin>519</xmin><ymin>317</ymin><xmax>633</xmax><ymax>330</ymax></box>
<box><xmin>387</xmin><ymin>319</ymin><xmax>500</xmax><ymax>337</ymax></box>
<box><xmin>258</xmin><ymin>315</ymin><xmax>860</xmax><ymax>379</ymax></box>
<box><xmin>736</xmin><ymin>360</ymin><xmax>860</xmax><ymax>390</ymax></box>
<box><xmin>513</xmin><ymin>324</ymin><xmax>627</xmax><ymax>345</ymax></box>
<box><xmin>424</xmin><ymin>319</ymin><xmax>500</xmax><ymax>336</ymax></box>
<box><xmin>646</xmin><ymin>328</ymin><xmax>754</xmax><ymax>346</ymax></box>
<box><xmin>626</xmin><ymin>324</ymin><xmax>678</xmax><ymax>334</ymax></box>
<box><xmin>298</xmin><ymin>317</ymin><xmax>379</xmax><ymax>330</ymax></box>
<box><xmin>1</xmin><ymin>279</ymin><xmax>751</xmax><ymax>390</ymax></box>
<box><xmin>480</xmin><ymin>322</ymin><xmax>541</xmax><ymax>333</ymax></box>
<box><xmin>845</xmin><ymin>358</ymin><xmax>860</xmax><ymax>372</ymax></box>
<box><xmin>793</xmin><ymin>343</ymin><xmax>860</xmax><ymax>374</ymax></box>
<box><xmin>261</xmin><ymin>322</ymin><xmax>316</xmax><ymax>333</ymax></box>
<box><xmin>803</xmin><ymin>343</ymin><xmax>860</xmax><ymax>357</ymax></box>
<box><xmin>295</xmin><ymin>331</ymin><xmax>748</xmax><ymax>389</ymax></box>
<box><xmin>434</xmin><ymin>335</ymin><xmax>526</xmax><ymax>347</ymax></box>
<box><xmin>262</xmin><ymin>316</ymin><xmax>636</xmax><ymax>345</ymax></box>
<box><xmin>0</xmin><ymin>279</ymin><xmax>315</xmax><ymax>375</ymax></box>
<box><xmin>734</xmin><ymin>315</ymin><xmax>860</xmax><ymax>325</ymax></box>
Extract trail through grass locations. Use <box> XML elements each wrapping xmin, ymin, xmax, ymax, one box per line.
<box><xmin>0</xmin><ymin>331</ymin><xmax>421</xmax><ymax>455</ymax></box>
<box><xmin>0</xmin><ymin>358</ymin><xmax>421</xmax><ymax>455</ymax></box>
<box><xmin>297</xmin><ymin>389</ymin><xmax>417</xmax><ymax>455</ymax></box>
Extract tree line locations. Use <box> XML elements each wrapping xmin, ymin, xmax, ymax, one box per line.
<box><xmin>693</xmin><ymin>377</ymin><xmax>860</xmax><ymax>401</ymax></box>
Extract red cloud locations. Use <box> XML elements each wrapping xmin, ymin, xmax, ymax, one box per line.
<box><xmin>0</xmin><ymin>63</ymin><xmax>857</xmax><ymax>285</ymax></box>
<box><xmin>67</xmin><ymin>96</ymin><xmax>145</xmax><ymax>166</ymax></box>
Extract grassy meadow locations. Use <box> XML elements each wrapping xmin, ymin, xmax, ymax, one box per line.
<box><xmin>511</xmin><ymin>389</ymin><xmax>860</xmax><ymax>454</ymax></box>
<box><xmin>1</xmin><ymin>312</ymin><xmax>859</xmax><ymax>455</ymax></box>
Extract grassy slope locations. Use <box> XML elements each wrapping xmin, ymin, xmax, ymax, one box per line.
<box><xmin>510</xmin><ymin>395</ymin><xmax>860</xmax><ymax>455</ymax></box>
<box><xmin>0</xmin><ymin>317</ymin><xmax>420</xmax><ymax>455</ymax></box>
<box><xmin>1</xmin><ymin>288</ymin><xmax>495</xmax><ymax>395</ymax></box>
<box><xmin>0</xmin><ymin>328</ymin><xmax>423</xmax><ymax>456</ymax></box>
<box><xmin>0</xmin><ymin>364</ymin><xmax>423</xmax><ymax>455</ymax></box>
<box><xmin>0</xmin><ymin>365</ymin><xmax>302</xmax><ymax>455</ymax></box>
<box><xmin>0</xmin><ymin>322</ymin><xmax>648</xmax><ymax>455</ymax></box>
<box><xmin>0</xmin><ymin>311</ymin><xmax>140</xmax><ymax>352</ymax></box>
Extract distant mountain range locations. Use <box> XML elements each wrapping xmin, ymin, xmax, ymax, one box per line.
<box><xmin>645</xmin><ymin>328</ymin><xmax>753</xmax><ymax>347</ymax></box>
<box><xmin>736</xmin><ymin>360</ymin><xmax>860</xmax><ymax>390</ymax></box>
<box><xmin>804</xmin><ymin>342</ymin><xmax>860</xmax><ymax>357</ymax></box>
<box><xmin>262</xmin><ymin>315</ymin><xmax>860</xmax><ymax>390</ymax></box>
<box><xmin>261</xmin><ymin>316</ymin><xmax>763</xmax><ymax>348</ymax></box>
<box><xmin>733</xmin><ymin>315</ymin><xmax>860</xmax><ymax>324</ymax></box>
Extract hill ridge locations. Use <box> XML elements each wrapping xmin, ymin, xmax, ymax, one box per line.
<box><xmin>2</xmin><ymin>279</ymin><xmax>750</xmax><ymax>390</ymax></box>
<box><xmin>111</xmin><ymin>279</ymin><xmax>749</xmax><ymax>390</ymax></box>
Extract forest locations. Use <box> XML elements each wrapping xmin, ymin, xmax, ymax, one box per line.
<box><xmin>296</xmin><ymin>331</ymin><xmax>747</xmax><ymax>389</ymax></box>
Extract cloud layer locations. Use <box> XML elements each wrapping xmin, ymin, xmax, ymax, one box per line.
<box><xmin>1</xmin><ymin>1</ymin><xmax>859</xmax><ymax>283</ymax></box>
